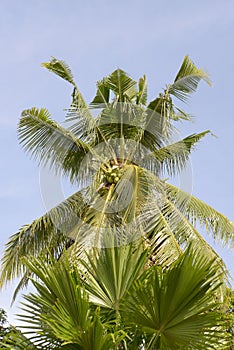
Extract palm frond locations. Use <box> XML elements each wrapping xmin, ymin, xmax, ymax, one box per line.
<box><xmin>65</xmin><ymin>107</ymin><xmax>96</xmax><ymax>143</ymax></box>
<box><xmin>94</xmin><ymin>103</ymin><xmax>145</xmax><ymax>147</ymax></box>
<box><xmin>19</xmin><ymin>256</ymin><xmax>90</xmax><ymax>348</ymax></box>
<box><xmin>0</xmin><ymin>189</ymin><xmax>88</xmax><ymax>287</ymax></box>
<box><xmin>42</xmin><ymin>57</ymin><xmax>88</xmax><ymax>109</ymax></box>
<box><xmin>166</xmin><ymin>182</ymin><xmax>234</xmax><ymax>247</ymax></box>
<box><xmin>172</xmin><ymin>105</ymin><xmax>193</xmax><ymax>121</ymax></box>
<box><xmin>80</xmin><ymin>236</ymin><xmax>148</xmax><ymax>310</ymax></box>
<box><xmin>139</xmin><ymin>198</ymin><xmax>182</xmax><ymax>267</ymax></box>
<box><xmin>157</xmin><ymin>189</ymin><xmax>228</xmax><ymax>288</ymax></box>
<box><xmin>145</xmin><ymin>95</ymin><xmax>176</xmax><ymax>149</ymax></box>
<box><xmin>71</xmin><ymin>86</ymin><xmax>89</xmax><ymax>110</ymax></box>
<box><xmin>134</xmin><ymin>179</ymin><xmax>227</xmax><ymax>275</ymax></box>
<box><xmin>11</xmin><ymin>271</ymin><xmax>31</xmax><ymax>305</ymax></box>
<box><xmin>168</xmin><ymin>55</ymin><xmax>211</xmax><ymax>102</ymax></box>
<box><xmin>0</xmin><ymin>328</ymin><xmax>38</xmax><ymax>349</ymax></box>
<box><xmin>122</xmin><ymin>246</ymin><xmax>231</xmax><ymax>349</ymax></box>
<box><xmin>41</xmin><ymin>56</ymin><xmax>75</xmax><ymax>85</ymax></box>
<box><xmin>18</xmin><ymin>256</ymin><xmax>123</xmax><ymax>349</ymax></box>
<box><xmin>104</xmin><ymin>69</ymin><xmax>137</xmax><ymax>102</ymax></box>
<box><xmin>150</xmin><ymin>130</ymin><xmax>210</xmax><ymax>176</ymax></box>
<box><xmin>18</xmin><ymin>107</ymin><xmax>91</xmax><ymax>182</ymax></box>
<box><xmin>90</xmin><ymin>78</ymin><xmax>110</xmax><ymax>107</ymax></box>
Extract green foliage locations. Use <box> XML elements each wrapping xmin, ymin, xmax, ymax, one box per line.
<box><xmin>1</xmin><ymin>56</ymin><xmax>234</xmax><ymax>349</ymax></box>
<box><xmin>42</xmin><ymin>57</ymin><xmax>75</xmax><ymax>86</ymax></box>
<box><xmin>0</xmin><ymin>308</ymin><xmax>7</xmax><ymax>326</ymax></box>
<box><xmin>122</xmin><ymin>247</ymin><xmax>229</xmax><ymax>349</ymax></box>
<box><xmin>2</xmin><ymin>55</ymin><xmax>234</xmax><ymax>290</ymax></box>
<box><xmin>0</xmin><ymin>308</ymin><xmax>8</xmax><ymax>341</ymax></box>
<box><xmin>16</xmin><ymin>255</ymin><xmax>125</xmax><ymax>349</ymax></box>
<box><xmin>168</xmin><ymin>55</ymin><xmax>211</xmax><ymax>102</ymax></box>
<box><xmin>80</xmin><ymin>237</ymin><xmax>148</xmax><ymax>310</ymax></box>
<box><xmin>1</xmin><ymin>246</ymin><xmax>232</xmax><ymax>349</ymax></box>
<box><xmin>1</xmin><ymin>328</ymin><xmax>38</xmax><ymax>349</ymax></box>
<box><xmin>0</xmin><ymin>56</ymin><xmax>234</xmax><ymax>292</ymax></box>
<box><xmin>18</xmin><ymin>107</ymin><xmax>91</xmax><ymax>181</ymax></box>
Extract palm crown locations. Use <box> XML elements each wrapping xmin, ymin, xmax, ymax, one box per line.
<box><xmin>1</xmin><ymin>55</ymin><xmax>234</xmax><ymax>294</ymax></box>
<box><xmin>0</xmin><ymin>56</ymin><xmax>234</xmax><ymax>349</ymax></box>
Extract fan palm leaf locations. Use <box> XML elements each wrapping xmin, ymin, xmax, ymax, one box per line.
<box><xmin>17</xmin><ymin>256</ymin><xmax>125</xmax><ymax>349</ymax></box>
<box><xmin>80</xmin><ymin>235</ymin><xmax>148</xmax><ymax>310</ymax></box>
<box><xmin>122</xmin><ymin>246</ymin><xmax>231</xmax><ymax>349</ymax></box>
<box><xmin>5</xmin><ymin>242</ymin><xmax>231</xmax><ymax>349</ymax></box>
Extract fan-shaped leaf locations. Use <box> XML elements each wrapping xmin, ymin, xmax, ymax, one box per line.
<box><xmin>122</xmin><ymin>246</ymin><xmax>231</xmax><ymax>349</ymax></box>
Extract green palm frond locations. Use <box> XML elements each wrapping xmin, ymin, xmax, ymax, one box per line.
<box><xmin>110</xmin><ymin>165</ymin><xmax>149</xmax><ymax>223</ymax></box>
<box><xmin>169</xmin><ymin>198</ymin><xmax>226</xmax><ymax>269</ymax></box>
<box><xmin>135</xmin><ymin>181</ymin><xmax>227</xmax><ymax>276</ymax></box>
<box><xmin>65</xmin><ymin>111</ymin><xmax>95</xmax><ymax>143</ymax></box>
<box><xmin>80</xmin><ymin>236</ymin><xmax>148</xmax><ymax>310</ymax></box>
<box><xmin>151</xmin><ymin>130</ymin><xmax>210</xmax><ymax>176</ymax></box>
<box><xmin>93</xmin><ymin>101</ymin><xmax>167</xmax><ymax>154</ymax></box>
<box><xmin>18</xmin><ymin>107</ymin><xmax>91</xmax><ymax>182</ymax></box>
<box><xmin>42</xmin><ymin>57</ymin><xmax>88</xmax><ymax>109</ymax></box>
<box><xmin>139</xmin><ymin>198</ymin><xmax>182</xmax><ymax>267</ymax></box>
<box><xmin>104</xmin><ymin>68</ymin><xmax>137</xmax><ymax>102</ymax></box>
<box><xmin>41</xmin><ymin>57</ymin><xmax>75</xmax><ymax>85</ymax></box>
<box><xmin>77</xmin><ymin>309</ymin><xmax>125</xmax><ymax>350</ymax></box>
<box><xmin>90</xmin><ymin>78</ymin><xmax>110</xmax><ymax>107</ymax></box>
<box><xmin>0</xmin><ymin>328</ymin><xmax>38</xmax><ymax>349</ymax></box>
<box><xmin>0</xmin><ymin>189</ymin><xmax>88</xmax><ymax>287</ymax></box>
<box><xmin>94</xmin><ymin>103</ymin><xmax>146</xmax><ymax>149</ymax></box>
<box><xmin>168</xmin><ymin>55</ymin><xmax>211</xmax><ymax>102</ymax></box>
<box><xmin>170</xmin><ymin>105</ymin><xmax>192</xmax><ymax>122</ymax></box>
<box><xmin>11</xmin><ymin>271</ymin><xmax>31</xmax><ymax>305</ymax></box>
<box><xmin>18</xmin><ymin>256</ymin><xmax>124</xmax><ymax>349</ymax></box>
<box><xmin>65</xmin><ymin>107</ymin><xmax>96</xmax><ymax>144</ymax></box>
<box><xmin>83</xmin><ymin>165</ymin><xmax>158</xmax><ymax>236</ymax></box>
<box><xmin>145</xmin><ymin>95</ymin><xmax>177</xmax><ymax>149</ymax></box>
<box><xmin>166</xmin><ymin>182</ymin><xmax>234</xmax><ymax>247</ymax></box>
<box><xmin>19</xmin><ymin>256</ymin><xmax>90</xmax><ymax>348</ymax></box>
<box><xmin>122</xmin><ymin>246</ymin><xmax>231</xmax><ymax>349</ymax></box>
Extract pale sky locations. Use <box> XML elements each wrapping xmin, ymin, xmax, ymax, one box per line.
<box><xmin>1</xmin><ymin>0</ymin><xmax>234</xmax><ymax>324</ymax></box>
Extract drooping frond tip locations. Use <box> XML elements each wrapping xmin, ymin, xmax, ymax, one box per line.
<box><xmin>168</xmin><ymin>55</ymin><xmax>212</xmax><ymax>102</ymax></box>
<box><xmin>41</xmin><ymin>56</ymin><xmax>75</xmax><ymax>86</ymax></box>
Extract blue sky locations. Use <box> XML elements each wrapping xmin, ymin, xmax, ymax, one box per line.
<box><xmin>1</xmin><ymin>0</ymin><xmax>234</xmax><ymax>324</ymax></box>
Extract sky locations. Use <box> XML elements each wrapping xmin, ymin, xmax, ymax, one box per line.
<box><xmin>0</xmin><ymin>0</ymin><xmax>234</xmax><ymax>324</ymax></box>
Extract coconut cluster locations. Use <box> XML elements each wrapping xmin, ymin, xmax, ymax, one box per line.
<box><xmin>101</xmin><ymin>165</ymin><xmax>122</xmax><ymax>185</ymax></box>
<box><xmin>97</xmin><ymin>160</ymin><xmax>124</xmax><ymax>195</ymax></box>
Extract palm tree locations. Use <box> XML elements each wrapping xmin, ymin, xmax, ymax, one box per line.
<box><xmin>0</xmin><ymin>239</ymin><xmax>231</xmax><ymax>349</ymax></box>
<box><xmin>1</xmin><ymin>55</ymin><xmax>234</xmax><ymax>295</ymax></box>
